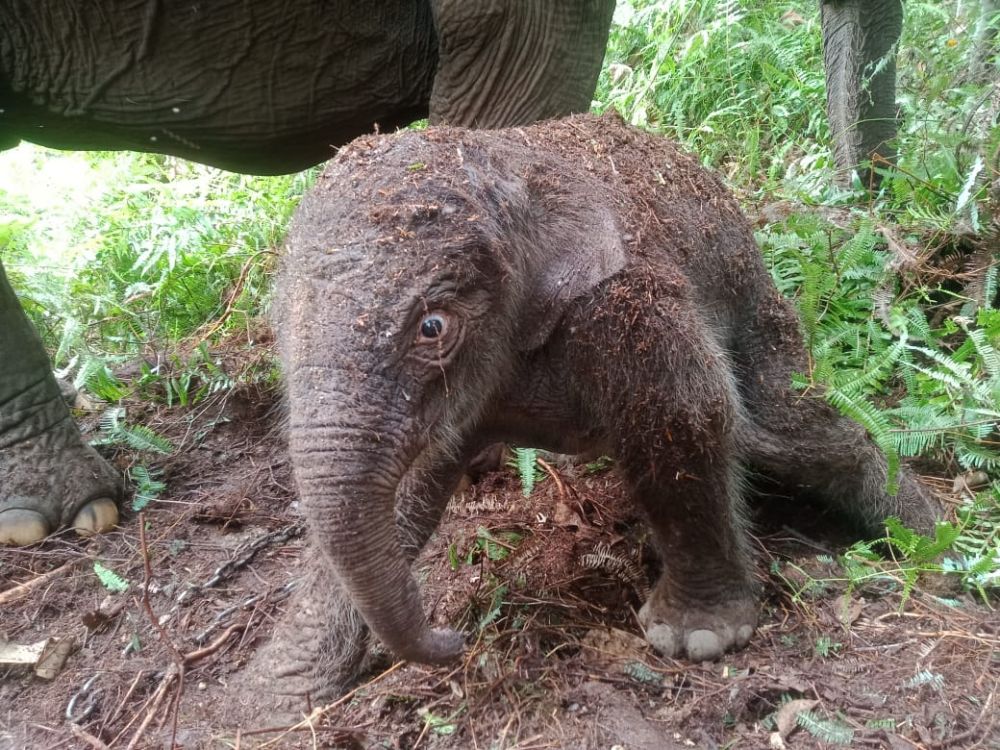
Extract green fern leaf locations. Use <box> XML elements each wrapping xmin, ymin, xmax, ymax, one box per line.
<box><xmin>93</xmin><ymin>561</ymin><xmax>129</xmax><ymax>593</ymax></box>
<box><xmin>130</xmin><ymin>465</ymin><xmax>167</xmax><ymax>511</ymax></box>
<box><xmin>515</xmin><ymin>447</ymin><xmax>539</xmax><ymax>497</ymax></box>
<box><xmin>796</xmin><ymin>711</ymin><xmax>854</xmax><ymax>746</ymax></box>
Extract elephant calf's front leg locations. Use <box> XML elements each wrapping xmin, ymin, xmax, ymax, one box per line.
<box><xmin>256</xmin><ymin>449</ymin><xmax>470</xmax><ymax>705</ymax></box>
<box><xmin>633</xmin><ymin>449</ymin><xmax>758</xmax><ymax>662</ymax></box>
<box><xmin>573</xmin><ymin>287</ymin><xmax>758</xmax><ymax>662</ymax></box>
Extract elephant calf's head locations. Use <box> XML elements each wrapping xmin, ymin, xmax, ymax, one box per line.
<box><xmin>275</xmin><ymin>126</ymin><xmax>624</xmax><ymax>665</ymax></box>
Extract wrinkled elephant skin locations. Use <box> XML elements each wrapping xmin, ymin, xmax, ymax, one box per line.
<box><xmin>264</xmin><ymin>113</ymin><xmax>940</xmax><ymax>702</ymax></box>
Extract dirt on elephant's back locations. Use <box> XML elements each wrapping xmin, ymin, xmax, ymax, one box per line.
<box><xmin>1</xmin><ymin>338</ymin><xmax>997</xmax><ymax>749</ymax></box>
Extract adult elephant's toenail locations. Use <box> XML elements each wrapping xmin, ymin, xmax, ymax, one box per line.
<box><xmin>72</xmin><ymin>497</ymin><xmax>119</xmax><ymax>537</ymax></box>
<box><xmin>0</xmin><ymin>508</ymin><xmax>50</xmax><ymax>546</ymax></box>
<box><xmin>736</xmin><ymin>624</ymin><xmax>754</xmax><ymax>647</ymax></box>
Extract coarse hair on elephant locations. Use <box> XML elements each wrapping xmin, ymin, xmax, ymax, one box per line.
<box><xmin>0</xmin><ymin>0</ymin><xmax>616</xmax><ymax>547</ymax></box>
<box><xmin>258</xmin><ymin>112</ymin><xmax>940</xmax><ymax>703</ymax></box>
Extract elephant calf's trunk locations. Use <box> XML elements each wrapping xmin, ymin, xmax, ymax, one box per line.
<box><xmin>305</xmin><ymin>481</ymin><xmax>464</xmax><ymax>667</ymax></box>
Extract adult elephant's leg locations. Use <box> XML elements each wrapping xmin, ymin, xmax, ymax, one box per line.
<box><xmin>821</xmin><ymin>0</ymin><xmax>903</xmax><ymax>188</ymax></box>
<box><xmin>428</xmin><ymin>0</ymin><xmax>615</xmax><ymax>127</ymax></box>
<box><xmin>0</xmin><ymin>260</ymin><xmax>120</xmax><ymax>545</ymax></box>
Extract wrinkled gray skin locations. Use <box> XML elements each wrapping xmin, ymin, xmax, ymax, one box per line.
<box><xmin>0</xmin><ymin>0</ymin><xmax>615</xmax><ymax>545</ymax></box>
<box><xmin>267</xmin><ymin>113</ymin><xmax>940</xmax><ymax>703</ymax></box>
<box><xmin>821</xmin><ymin>0</ymin><xmax>902</xmax><ymax>187</ymax></box>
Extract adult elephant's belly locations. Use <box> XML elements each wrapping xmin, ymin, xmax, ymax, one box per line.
<box><xmin>0</xmin><ymin>0</ymin><xmax>437</xmax><ymax>174</ymax></box>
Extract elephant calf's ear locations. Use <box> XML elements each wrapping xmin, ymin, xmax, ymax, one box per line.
<box><xmin>518</xmin><ymin>204</ymin><xmax>627</xmax><ymax>352</ymax></box>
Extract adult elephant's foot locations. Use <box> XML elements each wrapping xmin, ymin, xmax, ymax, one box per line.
<box><xmin>0</xmin><ymin>416</ymin><xmax>120</xmax><ymax>546</ymax></box>
<box><xmin>638</xmin><ymin>581</ymin><xmax>757</xmax><ymax>662</ymax></box>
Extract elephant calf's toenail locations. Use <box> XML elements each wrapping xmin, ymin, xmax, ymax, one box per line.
<box><xmin>685</xmin><ymin>630</ymin><xmax>723</xmax><ymax>661</ymax></box>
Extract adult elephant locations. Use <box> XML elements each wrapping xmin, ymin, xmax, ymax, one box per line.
<box><xmin>820</xmin><ymin>0</ymin><xmax>903</xmax><ymax>187</ymax></box>
<box><xmin>0</xmin><ymin>0</ymin><xmax>616</xmax><ymax>546</ymax></box>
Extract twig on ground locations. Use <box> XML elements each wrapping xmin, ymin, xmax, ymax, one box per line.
<box><xmin>246</xmin><ymin>660</ymin><xmax>407</xmax><ymax>746</ymax></box>
<box><xmin>177</xmin><ymin>521</ymin><xmax>304</xmax><ymax>606</ymax></box>
<box><xmin>104</xmin><ymin>669</ymin><xmax>147</xmax><ymax>730</ymax></box>
<box><xmin>69</xmin><ymin>722</ymin><xmax>110</xmax><ymax>750</ymax></box>
<box><xmin>535</xmin><ymin>457</ymin><xmax>567</xmax><ymax>503</ymax></box>
<box><xmin>183</xmin><ymin>623</ymin><xmax>245</xmax><ymax>666</ymax></box>
<box><xmin>0</xmin><ymin>559</ymin><xmax>85</xmax><ymax>605</ymax></box>
<box><xmin>132</xmin><ymin>513</ymin><xmax>186</xmax><ymax>750</ymax></box>
<box><xmin>124</xmin><ymin>665</ymin><xmax>179</xmax><ymax>750</ymax></box>
<box><xmin>927</xmin><ymin>683</ymin><xmax>997</xmax><ymax>749</ymax></box>
<box><xmin>192</xmin><ymin>580</ymin><xmax>295</xmax><ymax>644</ymax></box>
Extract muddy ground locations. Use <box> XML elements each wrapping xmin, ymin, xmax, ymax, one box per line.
<box><xmin>1</xmin><ymin>340</ymin><xmax>998</xmax><ymax>750</ymax></box>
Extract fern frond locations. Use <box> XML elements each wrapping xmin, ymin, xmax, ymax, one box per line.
<box><xmin>514</xmin><ymin>447</ymin><xmax>539</xmax><ymax>497</ymax></box>
<box><xmin>826</xmin><ymin>388</ymin><xmax>899</xmax><ymax>490</ymax></box>
<box><xmin>796</xmin><ymin>711</ymin><xmax>854</xmax><ymax>746</ymax></box>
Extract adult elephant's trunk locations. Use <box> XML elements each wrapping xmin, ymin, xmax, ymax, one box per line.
<box><xmin>288</xmin><ymin>410</ymin><xmax>463</xmax><ymax>666</ymax></box>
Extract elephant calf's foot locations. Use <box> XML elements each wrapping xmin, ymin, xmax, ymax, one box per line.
<box><xmin>638</xmin><ymin>584</ymin><xmax>757</xmax><ymax>662</ymax></box>
<box><xmin>243</xmin><ymin>566</ymin><xmax>371</xmax><ymax>718</ymax></box>
<box><xmin>0</xmin><ymin>419</ymin><xmax>120</xmax><ymax>546</ymax></box>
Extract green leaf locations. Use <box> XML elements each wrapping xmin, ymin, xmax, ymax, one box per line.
<box><xmin>93</xmin><ymin>561</ymin><xmax>129</xmax><ymax>593</ymax></box>
<box><xmin>515</xmin><ymin>447</ymin><xmax>539</xmax><ymax>497</ymax></box>
<box><xmin>796</xmin><ymin>710</ymin><xmax>854</xmax><ymax>746</ymax></box>
<box><xmin>130</xmin><ymin>465</ymin><xmax>167</xmax><ymax>511</ymax></box>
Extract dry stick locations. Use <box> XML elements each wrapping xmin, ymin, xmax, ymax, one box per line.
<box><xmin>69</xmin><ymin>722</ymin><xmax>111</xmax><ymax>750</ymax></box>
<box><xmin>104</xmin><ymin>670</ymin><xmax>146</xmax><ymax>732</ymax></box>
<box><xmin>928</xmin><ymin>683</ymin><xmax>997</xmax><ymax>750</ymax></box>
<box><xmin>0</xmin><ymin>558</ymin><xmax>85</xmax><ymax>605</ymax></box>
<box><xmin>124</xmin><ymin>666</ymin><xmax>179</xmax><ymax>750</ymax></box>
<box><xmin>127</xmin><ymin>513</ymin><xmax>187</xmax><ymax>750</ymax></box>
<box><xmin>182</xmin><ymin>623</ymin><xmax>245</xmax><ymax>666</ymax></box>
<box><xmin>535</xmin><ymin>457</ymin><xmax>567</xmax><ymax>502</ymax></box>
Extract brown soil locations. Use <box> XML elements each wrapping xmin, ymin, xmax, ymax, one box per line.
<box><xmin>1</xmin><ymin>343</ymin><xmax>998</xmax><ymax>750</ymax></box>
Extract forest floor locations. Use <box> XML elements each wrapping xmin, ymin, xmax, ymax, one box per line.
<box><xmin>1</xmin><ymin>336</ymin><xmax>998</xmax><ymax>750</ymax></box>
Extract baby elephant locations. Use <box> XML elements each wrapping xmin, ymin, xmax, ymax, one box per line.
<box><xmin>268</xmin><ymin>113</ymin><xmax>938</xmax><ymax>699</ymax></box>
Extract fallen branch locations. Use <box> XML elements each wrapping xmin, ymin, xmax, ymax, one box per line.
<box><xmin>69</xmin><ymin>722</ymin><xmax>110</xmax><ymax>750</ymax></box>
<box><xmin>183</xmin><ymin>623</ymin><xmax>245</xmax><ymax>666</ymax></box>
<box><xmin>0</xmin><ymin>558</ymin><xmax>85</xmax><ymax>606</ymax></box>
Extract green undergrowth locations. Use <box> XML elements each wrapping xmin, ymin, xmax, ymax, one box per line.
<box><xmin>1</xmin><ymin>148</ymin><xmax>316</xmax><ymax>399</ymax></box>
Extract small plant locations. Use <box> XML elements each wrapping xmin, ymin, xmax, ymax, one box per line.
<box><xmin>93</xmin><ymin>561</ymin><xmax>129</xmax><ymax>593</ymax></box>
<box><xmin>904</xmin><ymin>670</ymin><xmax>945</xmax><ymax>692</ymax></box>
<box><xmin>95</xmin><ymin>407</ymin><xmax>174</xmax><ymax>454</ymax></box>
<box><xmin>796</xmin><ymin>710</ymin><xmax>854</xmax><ymax>746</ymax></box>
<box><xmin>509</xmin><ymin>447</ymin><xmax>545</xmax><ymax>497</ymax></box>
<box><xmin>813</xmin><ymin>636</ymin><xmax>841</xmax><ymax>658</ymax></box>
<box><xmin>470</xmin><ymin>526</ymin><xmax>522</xmax><ymax>563</ymax></box>
<box><xmin>477</xmin><ymin>581</ymin><xmax>509</xmax><ymax>630</ymax></box>
<box><xmin>416</xmin><ymin>706</ymin><xmax>458</xmax><ymax>735</ymax></box>
<box><xmin>129</xmin><ymin>465</ymin><xmax>167</xmax><ymax>512</ymax></box>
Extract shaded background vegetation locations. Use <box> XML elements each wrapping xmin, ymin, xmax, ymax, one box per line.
<box><xmin>1</xmin><ymin>0</ymin><xmax>997</xmax><ymax>593</ymax></box>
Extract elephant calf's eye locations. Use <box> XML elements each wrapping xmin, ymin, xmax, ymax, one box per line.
<box><xmin>418</xmin><ymin>313</ymin><xmax>447</xmax><ymax>341</ymax></box>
